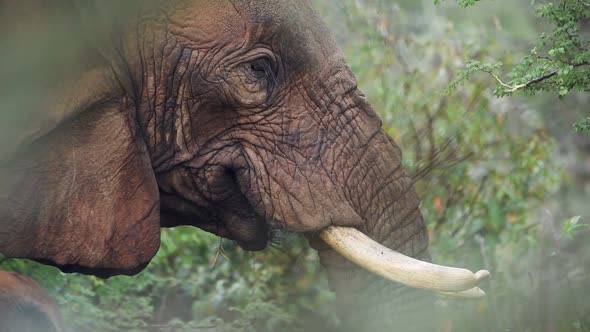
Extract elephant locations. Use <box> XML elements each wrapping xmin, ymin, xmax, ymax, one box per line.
<box><xmin>0</xmin><ymin>0</ymin><xmax>488</xmax><ymax>330</ymax></box>
<box><xmin>0</xmin><ymin>270</ymin><xmax>65</xmax><ymax>332</ymax></box>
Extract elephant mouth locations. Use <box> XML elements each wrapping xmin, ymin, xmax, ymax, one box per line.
<box><xmin>158</xmin><ymin>167</ymin><xmax>270</xmax><ymax>251</ymax></box>
<box><xmin>159</xmin><ymin>197</ymin><xmax>271</xmax><ymax>251</ymax></box>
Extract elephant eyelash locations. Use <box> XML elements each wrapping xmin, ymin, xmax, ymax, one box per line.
<box><xmin>247</xmin><ymin>57</ymin><xmax>278</xmax><ymax>90</ymax></box>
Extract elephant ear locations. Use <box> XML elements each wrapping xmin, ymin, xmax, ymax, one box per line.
<box><xmin>0</xmin><ymin>101</ymin><xmax>161</xmax><ymax>277</ymax></box>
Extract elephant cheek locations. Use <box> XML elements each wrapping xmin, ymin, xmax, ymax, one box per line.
<box><xmin>232</xmin><ymin>156</ymin><xmax>364</xmax><ymax>233</ymax></box>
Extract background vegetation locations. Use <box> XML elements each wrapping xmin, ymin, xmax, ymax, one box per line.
<box><xmin>1</xmin><ymin>0</ymin><xmax>589</xmax><ymax>331</ymax></box>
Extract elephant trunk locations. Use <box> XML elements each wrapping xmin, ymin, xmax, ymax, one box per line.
<box><xmin>309</xmin><ymin>98</ymin><xmax>484</xmax><ymax>329</ymax></box>
<box><xmin>312</xmin><ymin>162</ymin><xmax>437</xmax><ymax>330</ymax></box>
<box><xmin>312</xmin><ymin>168</ymin><xmax>434</xmax><ymax>329</ymax></box>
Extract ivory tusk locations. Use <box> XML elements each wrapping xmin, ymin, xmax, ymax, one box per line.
<box><xmin>437</xmin><ymin>287</ymin><xmax>486</xmax><ymax>298</ymax></box>
<box><xmin>319</xmin><ymin>226</ymin><xmax>490</xmax><ymax>293</ymax></box>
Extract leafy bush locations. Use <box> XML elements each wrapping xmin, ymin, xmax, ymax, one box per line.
<box><xmin>446</xmin><ymin>0</ymin><xmax>590</xmax><ymax>136</ymax></box>
<box><xmin>2</xmin><ymin>230</ymin><xmax>336</xmax><ymax>332</ymax></box>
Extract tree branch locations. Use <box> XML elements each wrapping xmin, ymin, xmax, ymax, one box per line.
<box><xmin>488</xmin><ymin>61</ymin><xmax>590</xmax><ymax>93</ymax></box>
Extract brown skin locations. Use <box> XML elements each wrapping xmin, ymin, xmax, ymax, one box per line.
<box><xmin>0</xmin><ymin>271</ymin><xmax>65</xmax><ymax>332</ymax></box>
<box><xmin>0</xmin><ymin>0</ymin><xmax>434</xmax><ymax>329</ymax></box>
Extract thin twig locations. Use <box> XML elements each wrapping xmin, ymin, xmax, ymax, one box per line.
<box><xmin>487</xmin><ymin>61</ymin><xmax>590</xmax><ymax>93</ymax></box>
<box><xmin>450</xmin><ymin>175</ymin><xmax>488</xmax><ymax>238</ymax></box>
<box><xmin>209</xmin><ymin>237</ymin><xmax>229</xmax><ymax>268</ymax></box>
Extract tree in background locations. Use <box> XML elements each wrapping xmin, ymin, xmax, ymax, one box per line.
<box><xmin>442</xmin><ymin>0</ymin><xmax>590</xmax><ymax>136</ymax></box>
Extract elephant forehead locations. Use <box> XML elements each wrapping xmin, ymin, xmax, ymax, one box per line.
<box><xmin>231</xmin><ymin>0</ymin><xmax>344</xmax><ymax>69</ymax></box>
<box><xmin>164</xmin><ymin>0</ymin><xmax>247</xmax><ymax>45</ymax></box>
<box><xmin>166</xmin><ymin>0</ymin><xmax>344</xmax><ymax>72</ymax></box>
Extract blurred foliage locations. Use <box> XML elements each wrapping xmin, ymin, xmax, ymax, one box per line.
<box><xmin>444</xmin><ymin>0</ymin><xmax>590</xmax><ymax>136</ymax></box>
<box><xmin>1</xmin><ymin>0</ymin><xmax>588</xmax><ymax>331</ymax></box>
<box><xmin>1</xmin><ymin>231</ymin><xmax>337</xmax><ymax>332</ymax></box>
<box><xmin>575</xmin><ymin>117</ymin><xmax>590</xmax><ymax>134</ymax></box>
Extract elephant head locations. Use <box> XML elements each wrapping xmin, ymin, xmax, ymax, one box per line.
<box><xmin>0</xmin><ymin>0</ymin><xmax>487</xmax><ymax>329</ymax></box>
<box><xmin>0</xmin><ymin>271</ymin><xmax>65</xmax><ymax>332</ymax></box>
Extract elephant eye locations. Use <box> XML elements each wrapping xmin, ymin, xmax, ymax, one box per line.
<box><xmin>227</xmin><ymin>56</ymin><xmax>277</xmax><ymax>107</ymax></box>
<box><xmin>225</xmin><ymin>54</ymin><xmax>278</xmax><ymax>107</ymax></box>
<box><xmin>246</xmin><ymin>57</ymin><xmax>276</xmax><ymax>86</ymax></box>
<box><xmin>249</xmin><ymin>61</ymin><xmax>267</xmax><ymax>78</ymax></box>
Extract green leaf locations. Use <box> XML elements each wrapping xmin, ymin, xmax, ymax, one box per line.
<box><xmin>574</xmin><ymin>118</ymin><xmax>590</xmax><ymax>136</ymax></box>
<box><xmin>562</xmin><ymin>216</ymin><xmax>589</xmax><ymax>239</ymax></box>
